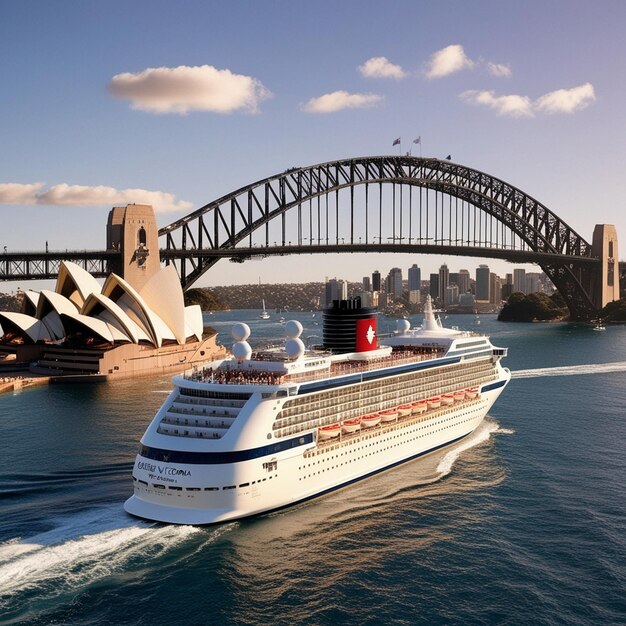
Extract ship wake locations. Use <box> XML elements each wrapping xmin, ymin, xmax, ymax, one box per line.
<box><xmin>513</xmin><ymin>361</ymin><xmax>626</xmax><ymax>379</ymax></box>
<box><xmin>0</xmin><ymin>504</ymin><xmax>227</xmax><ymax>617</ymax></box>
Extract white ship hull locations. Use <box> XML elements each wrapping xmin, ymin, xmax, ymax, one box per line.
<box><xmin>125</xmin><ymin>371</ymin><xmax>509</xmax><ymax>525</ymax></box>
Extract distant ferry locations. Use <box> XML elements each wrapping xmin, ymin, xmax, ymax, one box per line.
<box><xmin>125</xmin><ymin>296</ymin><xmax>510</xmax><ymax>525</ymax></box>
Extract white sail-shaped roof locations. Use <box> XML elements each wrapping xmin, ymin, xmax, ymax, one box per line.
<box><xmin>184</xmin><ymin>305</ymin><xmax>203</xmax><ymax>342</ymax></box>
<box><xmin>139</xmin><ymin>265</ymin><xmax>186</xmax><ymax>344</ymax></box>
<box><xmin>59</xmin><ymin>310</ymin><xmax>130</xmax><ymax>344</ymax></box>
<box><xmin>0</xmin><ymin>311</ymin><xmax>53</xmax><ymax>343</ymax></box>
<box><xmin>55</xmin><ymin>261</ymin><xmax>102</xmax><ymax>308</ymax></box>
<box><xmin>35</xmin><ymin>290</ymin><xmax>79</xmax><ymax>340</ymax></box>
<box><xmin>101</xmin><ymin>274</ymin><xmax>175</xmax><ymax>347</ymax></box>
<box><xmin>81</xmin><ymin>293</ymin><xmax>148</xmax><ymax>344</ymax></box>
<box><xmin>22</xmin><ymin>290</ymin><xmax>40</xmax><ymax>316</ymax></box>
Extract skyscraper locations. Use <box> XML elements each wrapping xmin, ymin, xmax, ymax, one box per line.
<box><xmin>408</xmin><ymin>264</ymin><xmax>421</xmax><ymax>291</ymax></box>
<box><xmin>387</xmin><ymin>267</ymin><xmax>403</xmax><ymax>300</ymax></box>
<box><xmin>438</xmin><ymin>263</ymin><xmax>449</xmax><ymax>305</ymax></box>
<box><xmin>513</xmin><ymin>268</ymin><xmax>526</xmax><ymax>294</ymax></box>
<box><xmin>372</xmin><ymin>270</ymin><xmax>381</xmax><ymax>292</ymax></box>
<box><xmin>458</xmin><ymin>269</ymin><xmax>470</xmax><ymax>294</ymax></box>
<box><xmin>475</xmin><ymin>264</ymin><xmax>490</xmax><ymax>301</ymax></box>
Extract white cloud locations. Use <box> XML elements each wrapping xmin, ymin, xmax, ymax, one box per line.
<box><xmin>303</xmin><ymin>90</ymin><xmax>384</xmax><ymax>113</ymax></box>
<box><xmin>535</xmin><ymin>82</ymin><xmax>596</xmax><ymax>114</ymax></box>
<box><xmin>0</xmin><ymin>183</ymin><xmax>193</xmax><ymax>214</ymax></box>
<box><xmin>108</xmin><ymin>64</ymin><xmax>272</xmax><ymax>114</ymax></box>
<box><xmin>358</xmin><ymin>56</ymin><xmax>407</xmax><ymax>79</ymax></box>
<box><xmin>461</xmin><ymin>82</ymin><xmax>596</xmax><ymax>118</ymax></box>
<box><xmin>487</xmin><ymin>62</ymin><xmax>512</xmax><ymax>78</ymax></box>
<box><xmin>0</xmin><ymin>182</ymin><xmax>44</xmax><ymax>204</ymax></box>
<box><xmin>461</xmin><ymin>90</ymin><xmax>533</xmax><ymax>117</ymax></box>
<box><xmin>425</xmin><ymin>44</ymin><xmax>475</xmax><ymax>79</ymax></box>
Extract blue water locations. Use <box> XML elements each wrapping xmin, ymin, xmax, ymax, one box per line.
<box><xmin>1</xmin><ymin>312</ymin><xmax>625</xmax><ymax>625</ymax></box>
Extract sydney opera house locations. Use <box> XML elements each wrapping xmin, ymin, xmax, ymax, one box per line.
<box><xmin>0</xmin><ymin>204</ymin><xmax>225</xmax><ymax>379</ymax></box>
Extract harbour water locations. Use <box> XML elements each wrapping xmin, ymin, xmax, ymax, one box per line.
<box><xmin>1</xmin><ymin>312</ymin><xmax>625</xmax><ymax>625</ymax></box>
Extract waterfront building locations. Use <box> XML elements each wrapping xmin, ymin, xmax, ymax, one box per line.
<box><xmin>438</xmin><ymin>263</ymin><xmax>450</xmax><ymax>306</ymax></box>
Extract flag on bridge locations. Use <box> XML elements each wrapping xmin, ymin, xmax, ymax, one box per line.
<box><xmin>392</xmin><ymin>137</ymin><xmax>401</xmax><ymax>146</ymax></box>
<box><xmin>413</xmin><ymin>137</ymin><xmax>421</xmax><ymax>144</ymax></box>
<box><xmin>445</xmin><ymin>155</ymin><xmax>451</xmax><ymax>160</ymax></box>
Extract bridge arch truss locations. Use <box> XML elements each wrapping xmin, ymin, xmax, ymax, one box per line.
<box><xmin>160</xmin><ymin>156</ymin><xmax>599</xmax><ymax>319</ymax></box>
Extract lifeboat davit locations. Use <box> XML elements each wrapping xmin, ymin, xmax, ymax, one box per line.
<box><xmin>427</xmin><ymin>396</ymin><xmax>441</xmax><ymax>409</ymax></box>
<box><xmin>380</xmin><ymin>409</ymin><xmax>399</xmax><ymax>422</ymax></box>
<box><xmin>442</xmin><ymin>393</ymin><xmax>454</xmax><ymax>406</ymax></box>
<box><xmin>361</xmin><ymin>413</ymin><xmax>381</xmax><ymax>428</ymax></box>
<box><xmin>342</xmin><ymin>417</ymin><xmax>362</xmax><ymax>434</ymax></box>
<box><xmin>318</xmin><ymin>423</ymin><xmax>341</xmax><ymax>440</ymax></box>
<box><xmin>398</xmin><ymin>404</ymin><xmax>412</xmax><ymax>417</ymax></box>
<box><xmin>411</xmin><ymin>400</ymin><xmax>428</xmax><ymax>414</ymax></box>
<box><xmin>454</xmin><ymin>391</ymin><xmax>465</xmax><ymax>401</ymax></box>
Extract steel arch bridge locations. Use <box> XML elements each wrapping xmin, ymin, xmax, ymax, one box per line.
<box><xmin>159</xmin><ymin>155</ymin><xmax>601</xmax><ymax>320</ymax></box>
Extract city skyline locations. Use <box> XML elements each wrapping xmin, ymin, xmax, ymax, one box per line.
<box><xmin>2</xmin><ymin>1</ymin><xmax>626</xmax><ymax>292</ymax></box>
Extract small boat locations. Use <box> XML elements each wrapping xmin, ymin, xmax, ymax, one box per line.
<box><xmin>380</xmin><ymin>409</ymin><xmax>399</xmax><ymax>422</ymax></box>
<box><xmin>259</xmin><ymin>299</ymin><xmax>270</xmax><ymax>320</ymax></box>
<box><xmin>593</xmin><ymin>320</ymin><xmax>606</xmax><ymax>331</ymax></box>
<box><xmin>318</xmin><ymin>423</ymin><xmax>341</xmax><ymax>440</ymax></box>
<box><xmin>427</xmin><ymin>396</ymin><xmax>441</xmax><ymax>409</ymax></box>
<box><xmin>441</xmin><ymin>393</ymin><xmax>455</xmax><ymax>406</ymax></box>
<box><xmin>397</xmin><ymin>404</ymin><xmax>412</xmax><ymax>417</ymax></box>
<box><xmin>342</xmin><ymin>417</ymin><xmax>362</xmax><ymax>433</ymax></box>
<box><xmin>361</xmin><ymin>413</ymin><xmax>381</xmax><ymax>428</ymax></box>
<box><xmin>411</xmin><ymin>401</ymin><xmax>428</xmax><ymax>414</ymax></box>
<box><xmin>465</xmin><ymin>387</ymin><xmax>479</xmax><ymax>399</ymax></box>
<box><xmin>453</xmin><ymin>391</ymin><xmax>466</xmax><ymax>401</ymax></box>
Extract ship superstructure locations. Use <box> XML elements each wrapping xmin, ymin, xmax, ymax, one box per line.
<box><xmin>125</xmin><ymin>296</ymin><xmax>510</xmax><ymax>524</ymax></box>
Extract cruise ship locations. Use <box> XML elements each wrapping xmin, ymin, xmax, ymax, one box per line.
<box><xmin>124</xmin><ymin>296</ymin><xmax>510</xmax><ymax>524</ymax></box>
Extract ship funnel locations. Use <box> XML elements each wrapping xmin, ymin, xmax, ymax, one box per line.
<box><xmin>322</xmin><ymin>298</ymin><xmax>377</xmax><ymax>354</ymax></box>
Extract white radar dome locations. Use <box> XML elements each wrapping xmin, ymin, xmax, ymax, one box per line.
<box><xmin>396</xmin><ymin>319</ymin><xmax>411</xmax><ymax>334</ymax></box>
<box><xmin>284</xmin><ymin>319</ymin><xmax>303</xmax><ymax>339</ymax></box>
<box><xmin>232</xmin><ymin>340</ymin><xmax>252</xmax><ymax>361</ymax></box>
<box><xmin>231</xmin><ymin>322</ymin><xmax>251</xmax><ymax>342</ymax></box>
<box><xmin>285</xmin><ymin>337</ymin><xmax>305</xmax><ymax>360</ymax></box>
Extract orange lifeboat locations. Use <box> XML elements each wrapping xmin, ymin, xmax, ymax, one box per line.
<box><xmin>380</xmin><ymin>409</ymin><xmax>399</xmax><ymax>422</ymax></box>
<box><xmin>442</xmin><ymin>393</ymin><xmax>454</xmax><ymax>406</ymax></box>
<box><xmin>361</xmin><ymin>413</ymin><xmax>381</xmax><ymax>428</ymax></box>
<box><xmin>411</xmin><ymin>400</ymin><xmax>427</xmax><ymax>414</ymax></box>
<box><xmin>342</xmin><ymin>417</ymin><xmax>362</xmax><ymax>434</ymax></box>
<box><xmin>318</xmin><ymin>423</ymin><xmax>341</xmax><ymax>440</ymax></box>
<box><xmin>453</xmin><ymin>391</ymin><xmax>465</xmax><ymax>401</ymax></box>
<box><xmin>427</xmin><ymin>396</ymin><xmax>441</xmax><ymax>409</ymax></box>
<box><xmin>397</xmin><ymin>404</ymin><xmax>412</xmax><ymax>417</ymax></box>
<box><xmin>466</xmin><ymin>387</ymin><xmax>479</xmax><ymax>399</ymax></box>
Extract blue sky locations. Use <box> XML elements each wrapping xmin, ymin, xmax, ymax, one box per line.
<box><xmin>1</xmin><ymin>0</ymin><xmax>625</xmax><ymax>291</ymax></box>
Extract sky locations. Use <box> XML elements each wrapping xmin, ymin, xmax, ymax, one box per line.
<box><xmin>2</xmin><ymin>0</ymin><xmax>626</xmax><ymax>292</ymax></box>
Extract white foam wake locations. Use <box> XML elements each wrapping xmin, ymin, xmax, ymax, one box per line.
<box><xmin>0</xmin><ymin>504</ymin><xmax>209</xmax><ymax>602</ymax></box>
<box><xmin>436</xmin><ymin>421</ymin><xmax>502</xmax><ymax>477</ymax></box>
<box><xmin>512</xmin><ymin>361</ymin><xmax>626</xmax><ymax>379</ymax></box>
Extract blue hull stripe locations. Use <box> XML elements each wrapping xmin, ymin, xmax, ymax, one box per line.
<box><xmin>139</xmin><ymin>433</ymin><xmax>314</xmax><ymax>465</ymax></box>
<box><xmin>481</xmin><ymin>379</ymin><xmax>507</xmax><ymax>393</ymax></box>
<box><xmin>299</xmin><ymin>355</ymin><xmax>462</xmax><ymax>394</ymax></box>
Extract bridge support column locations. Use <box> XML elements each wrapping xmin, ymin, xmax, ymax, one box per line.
<box><xmin>106</xmin><ymin>204</ymin><xmax>160</xmax><ymax>291</ymax></box>
<box><xmin>591</xmin><ymin>224</ymin><xmax>620</xmax><ymax>309</ymax></box>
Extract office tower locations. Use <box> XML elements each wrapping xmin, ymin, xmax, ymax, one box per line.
<box><xmin>372</xmin><ymin>270</ymin><xmax>381</xmax><ymax>292</ymax></box>
<box><xmin>513</xmin><ymin>268</ymin><xmax>526</xmax><ymax>294</ymax></box>
<box><xmin>408</xmin><ymin>264</ymin><xmax>421</xmax><ymax>291</ymax></box>
<box><xmin>438</xmin><ymin>263</ymin><xmax>449</xmax><ymax>305</ymax></box>
<box><xmin>475</xmin><ymin>264</ymin><xmax>490</xmax><ymax>301</ymax></box>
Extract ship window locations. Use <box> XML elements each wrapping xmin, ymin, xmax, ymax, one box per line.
<box><xmin>239</xmin><ymin>482</ymin><xmax>250</xmax><ymax>488</ymax></box>
<box><xmin>223</xmin><ymin>485</ymin><xmax>236</xmax><ymax>490</ymax></box>
<box><xmin>138</xmin><ymin>479</ymin><xmax>148</xmax><ymax>486</ymax></box>
<box><xmin>205</xmin><ymin>487</ymin><xmax>219</xmax><ymax>491</ymax></box>
<box><xmin>169</xmin><ymin>486</ymin><xmax>182</xmax><ymax>491</ymax></box>
<box><xmin>153</xmin><ymin>484</ymin><xmax>166</xmax><ymax>489</ymax></box>
<box><xmin>186</xmin><ymin>487</ymin><xmax>201</xmax><ymax>491</ymax></box>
